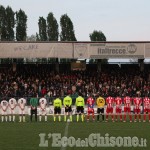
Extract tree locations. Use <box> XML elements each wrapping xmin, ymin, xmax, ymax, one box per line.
<box><xmin>47</xmin><ymin>12</ymin><xmax>59</xmax><ymax>41</ymax></box>
<box><xmin>5</xmin><ymin>6</ymin><xmax>15</xmax><ymax>41</ymax></box>
<box><xmin>38</xmin><ymin>17</ymin><xmax>47</xmax><ymax>41</ymax></box>
<box><xmin>89</xmin><ymin>30</ymin><xmax>106</xmax><ymax>41</ymax></box>
<box><xmin>16</xmin><ymin>9</ymin><xmax>27</xmax><ymax>41</ymax></box>
<box><xmin>46</xmin><ymin>12</ymin><xmax>59</xmax><ymax>71</ymax></box>
<box><xmin>60</xmin><ymin>14</ymin><xmax>77</xmax><ymax>63</ymax></box>
<box><xmin>89</xmin><ymin>30</ymin><xmax>107</xmax><ymax>71</ymax></box>
<box><xmin>0</xmin><ymin>5</ymin><xmax>7</xmax><ymax>41</ymax></box>
<box><xmin>36</xmin><ymin>32</ymin><xmax>40</xmax><ymax>41</ymax></box>
<box><xmin>60</xmin><ymin>14</ymin><xmax>76</xmax><ymax>41</ymax></box>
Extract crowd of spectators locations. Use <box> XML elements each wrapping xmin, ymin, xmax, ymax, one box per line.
<box><xmin>0</xmin><ymin>64</ymin><xmax>150</xmax><ymax>104</ymax></box>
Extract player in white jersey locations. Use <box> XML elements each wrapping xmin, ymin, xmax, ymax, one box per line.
<box><xmin>8</xmin><ymin>98</ymin><xmax>17</xmax><ymax>122</ymax></box>
<box><xmin>39</xmin><ymin>98</ymin><xmax>47</xmax><ymax>121</ymax></box>
<box><xmin>1</xmin><ymin>100</ymin><xmax>9</xmax><ymax>122</ymax></box>
<box><xmin>18</xmin><ymin>98</ymin><xmax>26</xmax><ymax>122</ymax></box>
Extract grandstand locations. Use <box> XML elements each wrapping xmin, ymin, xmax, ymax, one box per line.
<box><xmin>0</xmin><ymin>41</ymin><xmax>150</xmax><ymax>150</ymax></box>
<box><xmin>0</xmin><ymin>41</ymin><xmax>150</xmax><ymax>102</ymax></box>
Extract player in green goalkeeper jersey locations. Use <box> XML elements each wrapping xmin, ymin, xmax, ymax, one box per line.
<box><xmin>53</xmin><ymin>96</ymin><xmax>62</xmax><ymax>122</ymax></box>
<box><xmin>63</xmin><ymin>92</ymin><xmax>73</xmax><ymax>122</ymax></box>
<box><xmin>75</xmin><ymin>93</ymin><xmax>85</xmax><ymax>122</ymax></box>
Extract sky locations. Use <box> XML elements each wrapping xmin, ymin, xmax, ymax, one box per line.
<box><xmin>1</xmin><ymin>0</ymin><xmax>150</xmax><ymax>42</ymax></box>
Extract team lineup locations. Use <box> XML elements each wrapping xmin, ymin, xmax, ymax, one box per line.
<box><xmin>0</xmin><ymin>93</ymin><xmax>150</xmax><ymax>123</ymax></box>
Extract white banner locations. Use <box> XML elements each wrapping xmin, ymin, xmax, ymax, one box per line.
<box><xmin>89</xmin><ymin>43</ymin><xmax>145</xmax><ymax>59</ymax></box>
<box><xmin>0</xmin><ymin>43</ymin><xmax>73</xmax><ymax>58</ymax></box>
<box><xmin>0</xmin><ymin>42</ymin><xmax>148</xmax><ymax>59</ymax></box>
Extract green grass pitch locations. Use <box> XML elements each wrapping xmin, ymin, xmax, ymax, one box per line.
<box><xmin>0</xmin><ymin>115</ymin><xmax>150</xmax><ymax>150</ymax></box>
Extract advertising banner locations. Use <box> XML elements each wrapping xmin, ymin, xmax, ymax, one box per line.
<box><xmin>89</xmin><ymin>43</ymin><xmax>145</xmax><ymax>59</ymax></box>
<box><xmin>0</xmin><ymin>43</ymin><xmax>73</xmax><ymax>58</ymax></box>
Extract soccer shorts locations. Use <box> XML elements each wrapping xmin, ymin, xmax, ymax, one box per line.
<box><xmin>116</xmin><ymin>107</ymin><xmax>122</xmax><ymax>113</ymax></box>
<box><xmin>19</xmin><ymin>109</ymin><xmax>25</xmax><ymax>115</ymax></box>
<box><xmin>106</xmin><ymin>107</ymin><xmax>113</xmax><ymax>113</ymax></box>
<box><xmin>97</xmin><ymin>108</ymin><xmax>104</xmax><ymax>114</ymax></box>
<box><xmin>87</xmin><ymin>108</ymin><xmax>94</xmax><ymax>114</ymax></box>
<box><xmin>124</xmin><ymin>107</ymin><xmax>131</xmax><ymax>113</ymax></box>
<box><xmin>144</xmin><ymin>108</ymin><xmax>150</xmax><ymax>113</ymax></box>
<box><xmin>77</xmin><ymin>106</ymin><xmax>84</xmax><ymax>113</ymax></box>
<box><xmin>39</xmin><ymin>108</ymin><xmax>47</xmax><ymax>115</ymax></box>
<box><xmin>9</xmin><ymin>108</ymin><xmax>15</xmax><ymax>115</ymax></box>
<box><xmin>134</xmin><ymin>108</ymin><xmax>141</xmax><ymax>114</ymax></box>
<box><xmin>1</xmin><ymin>110</ymin><xmax>7</xmax><ymax>115</ymax></box>
<box><xmin>65</xmin><ymin>106</ymin><xmax>72</xmax><ymax>113</ymax></box>
<box><xmin>54</xmin><ymin>107</ymin><xmax>61</xmax><ymax>114</ymax></box>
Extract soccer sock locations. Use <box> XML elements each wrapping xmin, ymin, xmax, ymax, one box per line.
<box><xmin>13</xmin><ymin>116</ymin><xmax>15</xmax><ymax>122</ymax></box>
<box><xmin>23</xmin><ymin>116</ymin><xmax>25</xmax><ymax>122</ymax></box>
<box><xmin>129</xmin><ymin>114</ymin><xmax>132</xmax><ymax>121</ymax></box>
<box><xmin>2</xmin><ymin>116</ymin><xmax>4</xmax><ymax>122</ymax></box>
<box><xmin>19</xmin><ymin>116</ymin><xmax>22</xmax><ymax>122</ymax></box>
<box><xmin>9</xmin><ymin>116</ymin><xmax>11</xmax><ymax>121</ymax></box>
<box><xmin>70</xmin><ymin>115</ymin><xmax>72</xmax><ymax>122</ymax></box>
<box><xmin>124</xmin><ymin>114</ymin><xmax>126</xmax><ymax>121</ymax></box>
<box><xmin>64</xmin><ymin>115</ymin><xmax>67</xmax><ymax>122</ymax></box>
<box><xmin>111</xmin><ymin>114</ymin><xmax>114</xmax><ymax>120</ymax></box>
<box><xmin>106</xmin><ymin>114</ymin><xmax>108</xmax><ymax>120</ymax></box>
<box><xmin>149</xmin><ymin>114</ymin><xmax>150</xmax><ymax>121</ymax></box>
<box><xmin>5</xmin><ymin>116</ymin><xmax>8</xmax><ymax>122</ymax></box>
<box><xmin>134</xmin><ymin>114</ymin><xmax>137</xmax><ymax>120</ymax></box>
<box><xmin>115</xmin><ymin>114</ymin><xmax>118</xmax><ymax>120</ymax></box>
<box><xmin>97</xmin><ymin>114</ymin><xmax>99</xmax><ymax>121</ymax></box>
<box><xmin>102</xmin><ymin>114</ymin><xmax>104</xmax><ymax>121</ymax></box>
<box><xmin>81</xmin><ymin>114</ymin><xmax>84</xmax><ymax>122</ymax></box>
<box><xmin>58</xmin><ymin>116</ymin><xmax>61</xmax><ymax>122</ymax></box>
<box><xmin>54</xmin><ymin>116</ymin><xmax>56</xmax><ymax>121</ymax></box>
<box><xmin>87</xmin><ymin>114</ymin><xmax>90</xmax><ymax>120</ymax></box>
<box><xmin>138</xmin><ymin>114</ymin><xmax>141</xmax><ymax>120</ymax></box>
<box><xmin>92</xmin><ymin>113</ymin><xmax>95</xmax><ymax>120</ymax></box>
<box><xmin>144</xmin><ymin>114</ymin><xmax>146</xmax><ymax>121</ymax></box>
<box><xmin>45</xmin><ymin>116</ymin><xmax>47</xmax><ymax>121</ymax></box>
<box><xmin>39</xmin><ymin>116</ymin><xmax>42</xmax><ymax>121</ymax></box>
<box><xmin>120</xmin><ymin>114</ymin><xmax>122</xmax><ymax>120</ymax></box>
<box><xmin>77</xmin><ymin>115</ymin><xmax>79</xmax><ymax>122</ymax></box>
<box><xmin>30</xmin><ymin>114</ymin><xmax>32</xmax><ymax>122</ymax></box>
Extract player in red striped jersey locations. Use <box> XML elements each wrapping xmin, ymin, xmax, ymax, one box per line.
<box><xmin>115</xmin><ymin>96</ymin><xmax>123</xmax><ymax>121</ymax></box>
<box><xmin>133</xmin><ymin>94</ymin><xmax>142</xmax><ymax>122</ymax></box>
<box><xmin>124</xmin><ymin>95</ymin><xmax>132</xmax><ymax>122</ymax></box>
<box><xmin>143</xmin><ymin>96</ymin><xmax>150</xmax><ymax>122</ymax></box>
<box><xmin>86</xmin><ymin>95</ymin><xmax>95</xmax><ymax>122</ymax></box>
<box><xmin>106</xmin><ymin>96</ymin><xmax>114</xmax><ymax>122</ymax></box>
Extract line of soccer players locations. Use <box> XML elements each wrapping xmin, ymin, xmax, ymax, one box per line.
<box><xmin>0</xmin><ymin>93</ymin><xmax>150</xmax><ymax>122</ymax></box>
<box><xmin>0</xmin><ymin>98</ymin><xmax>26</xmax><ymax>122</ymax></box>
<box><xmin>53</xmin><ymin>93</ymin><xmax>150</xmax><ymax>123</ymax></box>
<box><xmin>104</xmin><ymin>94</ymin><xmax>150</xmax><ymax>122</ymax></box>
<box><xmin>0</xmin><ymin>97</ymin><xmax>49</xmax><ymax>122</ymax></box>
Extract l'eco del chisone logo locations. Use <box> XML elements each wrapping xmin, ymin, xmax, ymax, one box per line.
<box><xmin>127</xmin><ymin>44</ymin><xmax>137</xmax><ymax>54</ymax></box>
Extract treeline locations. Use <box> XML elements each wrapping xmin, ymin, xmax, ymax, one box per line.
<box><xmin>0</xmin><ymin>4</ymin><xmax>106</xmax><ymax>42</ymax></box>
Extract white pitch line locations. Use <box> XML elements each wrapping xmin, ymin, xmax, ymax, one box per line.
<box><xmin>60</xmin><ymin>121</ymin><xmax>70</xmax><ymax>150</ymax></box>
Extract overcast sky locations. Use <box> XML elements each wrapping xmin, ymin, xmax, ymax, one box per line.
<box><xmin>1</xmin><ymin>0</ymin><xmax>150</xmax><ymax>41</ymax></box>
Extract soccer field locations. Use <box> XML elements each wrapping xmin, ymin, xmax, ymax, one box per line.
<box><xmin>0</xmin><ymin>116</ymin><xmax>149</xmax><ymax>150</ymax></box>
